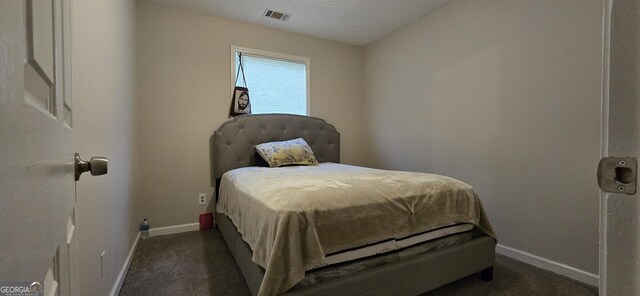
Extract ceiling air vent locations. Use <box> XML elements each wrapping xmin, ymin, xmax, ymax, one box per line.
<box><xmin>264</xmin><ymin>9</ymin><xmax>290</xmax><ymax>21</ymax></box>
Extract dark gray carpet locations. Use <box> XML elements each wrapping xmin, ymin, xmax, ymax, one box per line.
<box><xmin>119</xmin><ymin>229</ymin><xmax>598</xmax><ymax>296</ymax></box>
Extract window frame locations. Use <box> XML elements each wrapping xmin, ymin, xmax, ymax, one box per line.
<box><xmin>230</xmin><ymin>46</ymin><xmax>311</xmax><ymax>116</ymax></box>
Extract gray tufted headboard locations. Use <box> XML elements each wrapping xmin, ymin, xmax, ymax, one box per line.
<box><xmin>210</xmin><ymin>114</ymin><xmax>340</xmax><ymax>185</ymax></box>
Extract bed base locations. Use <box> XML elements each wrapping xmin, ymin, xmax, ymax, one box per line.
<box><xmin>216</xmin><ymin>213</ymin><xmax>495</xmax><ymax>296</ymax></box>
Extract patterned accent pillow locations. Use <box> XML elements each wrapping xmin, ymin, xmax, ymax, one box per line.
<box><xmin>255</xmin><ymin>138</ymin><xmax>319</xmax><ymax>167</ymax></box>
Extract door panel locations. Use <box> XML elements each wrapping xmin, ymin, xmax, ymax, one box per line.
<box><xmin>30</xmin><ymin>0</ymin><xmax>55</xmax><ymax>81</ymax></box>
<box><xmin>0</xmin><ymin>1</ymin><xmax>77</xmax><ymax>295</ymax></box>
<box><xmin>25</xmin><ymin>0</ymin><xmax>56</xmax><ymax>115</ymax></box>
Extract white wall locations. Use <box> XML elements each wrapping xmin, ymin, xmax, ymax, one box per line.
<box><xmin>135</xmin><ymin>2</ymin><xmax>365</xmax><ymax>228</ymax></box>
<box><xmin>363</xmin><ymin>0</ymin><xmax>602</xmax><ymax>276</ymax></box>
<box><xmin>73</xmin><ymin>0</ymin><xmax>138</xmax><ymax>295</ymax></box>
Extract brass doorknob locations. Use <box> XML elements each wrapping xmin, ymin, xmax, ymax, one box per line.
<box><xmin>74</xmin><ymin>153</ymin><xmax>108</xmax><ymax>181</ymax></box>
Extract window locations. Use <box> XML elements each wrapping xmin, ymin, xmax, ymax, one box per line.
<box><xmin>232</xmin><ymin>47</ymin><xmax>309</xmax><ymax>115</ymax></box>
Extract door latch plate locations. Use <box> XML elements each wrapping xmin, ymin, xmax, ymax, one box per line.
<box><xmin>597</xmin><ymin>157</ymin><xmax>637</xmax><ymax>195</ymax></box>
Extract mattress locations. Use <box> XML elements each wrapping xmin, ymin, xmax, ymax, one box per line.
<box><xmin>216</xmin><ymin>163</ymin><xmax>496</xmax><ymax>296</ymax></box>
<box><xmin>293</xmin><ymin>230</ymin><xmax>478</xmax><ymax>290</ymax></box>
<box><xmin>312</xmin><ymin>224</ymin><xmax>474</xmax><ymax>269</ymax></box>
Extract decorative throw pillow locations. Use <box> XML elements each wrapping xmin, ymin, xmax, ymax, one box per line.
<box><xmin>255</xmin><ymin>138</ymin><xmax>319</xmax><ymax>167</ymax></box>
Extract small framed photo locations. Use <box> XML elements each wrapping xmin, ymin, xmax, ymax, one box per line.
<box><xmin>232</xmin><ymin>87</ymin><xmax>251</xmax><ymax>115</ymax></box>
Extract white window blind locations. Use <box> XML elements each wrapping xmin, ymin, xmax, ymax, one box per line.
<box><xmin>235</xmin><ymin>52</ymin><xmax>308</xmax><ymax>115</ymax></box>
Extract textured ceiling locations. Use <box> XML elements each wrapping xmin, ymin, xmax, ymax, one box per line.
<box><xmin>142</xmin><ymin>0</ymin><xmax>451</xmax><ymax>46</ymax></box>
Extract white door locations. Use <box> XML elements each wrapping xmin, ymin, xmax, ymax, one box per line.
<box><xmin>1</xmin><ymin>1</ymin><xmax>79</xmax><ymax>295</ymax></box>
<box><xmin>600</xmin><ymin>0</ymin><xmax>640</xmax><ymax>295</ymax></box>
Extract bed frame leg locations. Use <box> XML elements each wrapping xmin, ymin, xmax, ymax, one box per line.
<box><xmin>480</xmin><ymin>267</ymin><xmax>494</xmax><ymax>281</ymax></box>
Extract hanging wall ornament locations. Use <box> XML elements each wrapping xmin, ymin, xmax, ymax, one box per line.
<box><xmin>229</xmin><ymin>53</ymin><xmax>252</xmax><ymax>117</ymax></box>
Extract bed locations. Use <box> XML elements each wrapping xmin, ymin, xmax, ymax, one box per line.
<box><xmin>210</xmin><ymin>114</ymin><xmax>496</xmax><ymax>296</ymax></box>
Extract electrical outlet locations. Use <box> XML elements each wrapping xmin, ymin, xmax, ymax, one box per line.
<box><xmin>198</xmin><ymin>193</ymin><xmax>207</xmax><ymax>205</ymax></box>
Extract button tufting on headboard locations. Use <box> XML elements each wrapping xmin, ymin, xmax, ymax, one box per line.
<box><xmin>211</xmin><ymin>114</ymin><xmax>340</xmax><ymax>180</ymax></box>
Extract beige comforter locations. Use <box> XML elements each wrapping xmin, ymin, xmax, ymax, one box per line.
<box><xmin>216</xmin><ymin>163</ymin><xmax>496</xmax><ymax>296</ymax></box>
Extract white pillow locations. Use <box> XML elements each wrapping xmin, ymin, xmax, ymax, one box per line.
<box><xmin>255</xmin><ymin>138</ymin><xmax>319</xmax><ymax>167</ymax></box>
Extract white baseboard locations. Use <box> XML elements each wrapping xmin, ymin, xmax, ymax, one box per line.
<box><xmin>496</xmin><ymin>244</ymin><xmax>599</xmax><ymax>287</ymax></box>
<box><xmin>148</xmin><ymin>222</ymin><xmax>200</xmax><ymax>237</ymax></box>
<box><xmin>109</xmin><ymin>231</ymin><xmax>140</xmax><ymax>296</ymax></box>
